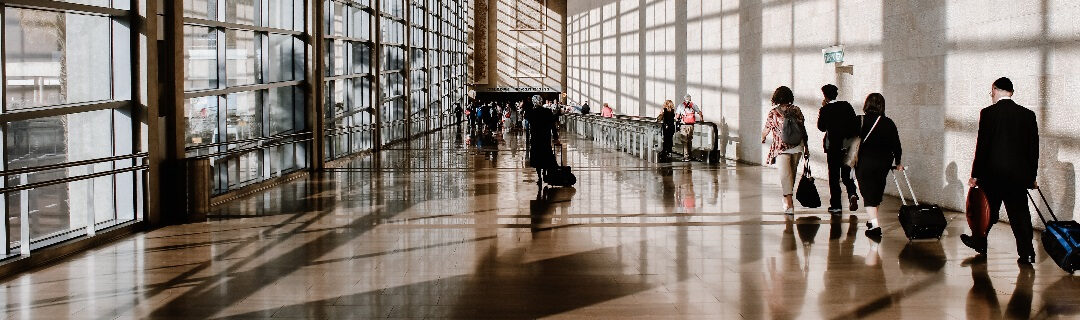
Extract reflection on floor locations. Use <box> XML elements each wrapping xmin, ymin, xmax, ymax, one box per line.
<box><xmin>1</xmin><ymin>125</ymin><xmax>1079</xmax><ymax>319</ymax></box>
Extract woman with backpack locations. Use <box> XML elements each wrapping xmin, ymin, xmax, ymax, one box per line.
<box><xmin>852</xmin><ymin>93</ymin><xmax>903</xmax><ymax>240</ymax></box>
<box><xmin>761</xmin><ymin>86</ymin><xmax>809</xmax><ymax>215</ymax></box>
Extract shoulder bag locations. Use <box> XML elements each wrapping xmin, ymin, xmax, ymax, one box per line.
<box><xmin>844</xmin><ymin>115</ymin><xmax>881</xmax><ymax>168</ymax></box>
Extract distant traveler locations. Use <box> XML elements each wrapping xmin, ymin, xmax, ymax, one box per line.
<box><xmin>852</xmin><ymin>93</ymin><xmax>903</xmax><ymax>240</ymax></box>
<box><xmin>527</xmin><ymin>95</ymin><xmax>560</xmax><ymax>186</ymax></box>
<box><xmin>676</xmin><ymin>94</ymin><xmax>702</xmax><ymax>161</ymax></box>
<box><xmin>581</xmin><ymin>101</ymin><xmax>591</xmax><ymax>114</ymax></box>
<box><xmin>817</xmin><ymin>84</ymin><xmax>860</xmax><ymax>214</ymax></box>
<box><xmin>601</xmin><ymin>103</ymin><xmax>614</xmax><ymax>118</ymax></box>
<box><xmin>657</xmin><ymin>100</ymin><xmax>677</xmax><ymax>159</ymax></box>
<box><xmin>762</xmin><ymin>86</ymin><xmax>808</xmax><ymax>215</ymax></box>
<box><xmin>962</xmin><ymin>77</ymin><xmax>1039</xmax><ymax>265</ymax></box>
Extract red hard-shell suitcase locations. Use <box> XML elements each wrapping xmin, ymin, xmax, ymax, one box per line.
<box><xmin>966</xmin><ymin>186</ymin><xmax>992</xmax><ymax>237</ymax></box>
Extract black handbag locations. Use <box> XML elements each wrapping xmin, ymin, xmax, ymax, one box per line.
<box><xmin>796</xmin><ymin>155</ymin><xmax>822</xmax><ymax>208</ymax></box>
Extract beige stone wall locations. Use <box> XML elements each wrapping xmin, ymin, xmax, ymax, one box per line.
<box><xmin>475</xmin><ymin>0</ymin><xmax>567</xmax><ymax>91</ymax></box>
<box><xmin>567</xmin><ymin>0</ymin><xmax>1080</xmax><ymax>221</ymax></box>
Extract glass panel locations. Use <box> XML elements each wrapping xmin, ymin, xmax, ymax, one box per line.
<box><xmin>333</xmin><ymin>42</ymin><xmax>346</xmax><ymax>76</ymax></box>
<box><xmin>352</xmin><ymin>43</ymin><xmax>370</xmax><ymax>75</ymax></box>
<box><xmin>184</xmin><ymin>25</ymin><xmax>218</xmax><ymax>90</ymax></box>
<box><xmin>226</xmin><ymin>0</ymin><xmax>259</xmax><ymax>26</ymax></box>
<box><xmin>58</xmin><ymin>0</ymin><xmax>111</xmax><ymax>8</ymax></box>
<box><xmin>268</xmin><ymin>0</ymin><xmax>295</xmax><ymax>30</ymax></box>
<box><xmin>269</xmin><ymin>86</ymin><xmax>295</xmax><ymax>135</ymax></box>
<box><xmin>226</xmin><ymin>29</ymin><xmax>259</xmax><ymax>86</ymax></box>
<box><xmin>184</xmin><ymin>0</ymin><xmax>218</xmax><ymax>20</ymax></box>
<box><xmin>4</xmin><ymin>8</ymin><xmax>111</xmax><ymax>111</ymax></box>
<box><xmin>4</xmin><ymin>109</ymin><xmax>115</xmax><ymax>245</ymax></box>
<box><xmin>185</xmin><ymin>96</ymin><xmax>219</xmax><ymax>148</ymax></box>
<box><xmin>332</xmin><ymin>2</ymin><xmax>345</xmax><ymax>36</ymax></box>
<box><xmin>225</xmin><ymin>91</ymin><xmax>262</xmax><ymax>143</ymax></box>
<box><xmin>268</xmin><ymin>34</ymin><xmax>295</xmax><ymax>82</ymax></box>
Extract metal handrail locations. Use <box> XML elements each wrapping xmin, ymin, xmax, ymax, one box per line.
<box><xmin>184</xmin><ymin>131</ymin><xmax>313</xmax><ymax>151</ymax></box>
<box><xmin>562</xmin><ymin>113</ymin><xmax>720</xmax><ymax>163</ymax></box>
<box><xmin>0</xmin><ymin>165</ymin><xmax>149</xmax><ymax>195</ymax></box>
<box><xmin>0</xmin><ymin>152</ymin><xmax>148</xmax><ymax>177</ymax></box>
<box><xmin>191</xmin><ymin>137</ymin><xmax>314</xmax><ymax>159</ymax></box>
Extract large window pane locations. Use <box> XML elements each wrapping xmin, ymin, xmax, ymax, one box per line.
<box><xmin>268</xmin><ymin>33</ymin><xmax>297</xmax><ymax>82</ymax></box>
<box><xmin>269</xmin><ymin>86</ymin><xmax>296</xmax><ymax>135</ymax></box>
<box><xmin>184</xmin><ymin>0</ymin><xmax>218</xmax><ymax>20</ymax></box>
<box><xmin>226</xmin><ymin>0</ymin><xmax>259</xmax><ymax>26</ymax></box>
<box><xmin>185</xmin><ymin>96</ymin><xmax>219</xmax><ymax>148</ymax></box>
<box><xmin>184</xmin><ymin>25</ymin><xmax>218</xmax><ymax>90</ymax></box>
<box><xmin>268</xmin><ymin>0</ymin><xmax>297</xmax><ymax>30</ymax></box>
<box><xmin>5</xmin><ymin>109</ymin><xmax>116</xmax><ymax>246</ymax></box>
<box><xmin>226</xmin><ymin>91</ymin><xmax>262</xmax><ymax>143</ymax></box>
<box><xmin>5</xmin><ymin>8</ymin><xmax>111</xmax><ymax>110</ymax></box>
<box><xmin>226</xmin><ymin>29</ymin><xmax>259</xmax><ymax>86</ymax></box>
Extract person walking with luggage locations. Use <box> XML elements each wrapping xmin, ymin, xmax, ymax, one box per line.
<box><xmin>817</xmin><ymin>84</ymin><xmax>860</xmax><ymax>214</ymax></box>
<box><xmin>657</xmin><ymin>100</ymin><xmax>677</xmax><ymax>160</ymax></box>
<box><xmin>761</xmin><ymin>86</ymin><xmax>808</xmax><ymax>215</ymax></box>
<box><xmin>526</xmin><ymin>94</ymin><xmax>560</xmax><ymax>186</ymax></box>
<box><xmin>677</xmin><ymin>94</ymin><xmax>702</xmax><ymax>161</ymax></box>
<box><xmin>962</xmin><ymin>77</ymin><xmax>1039</xmax><ymax>265</ymax></box>
<box><xmin>852</xmin><ymin>93</ymin><xmax>903</xmax><ymax>240</ymax></box>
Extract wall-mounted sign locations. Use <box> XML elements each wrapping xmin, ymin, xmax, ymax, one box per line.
<box><xmin>823</xmin><ymin>45</ymin><xmax>845</xmax><ymax>64</ymax></box>
<box><xmin>480</xmin><ymin>87</ymin><xmax>560</xmax><ymax>93</ymax></box>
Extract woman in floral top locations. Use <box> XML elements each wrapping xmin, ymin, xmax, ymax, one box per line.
<box><xmin>761</xmin><ymin>86</ymin><xmax>808</xmax><ymax>215</ymax></box>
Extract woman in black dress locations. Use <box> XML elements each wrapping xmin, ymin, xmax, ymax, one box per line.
<box><xmin>854</xmin><ymin>93</ymin><xmax>903</xmax><ymax>240</ymax></box>
<box><xmin>526</xmin><ymin>95</ymin><xmax>560</xmax><ymax>185</ymax></box>
<box><xmin>657</xmin><ymin>100</ymin><xmax>676</xmax><ymax>159</ymax></box>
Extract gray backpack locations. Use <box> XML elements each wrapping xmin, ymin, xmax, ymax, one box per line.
<box><xmin>780</xmin><ymin>109</ymin><xmax>805</xmax><ymax>146</ymax></box>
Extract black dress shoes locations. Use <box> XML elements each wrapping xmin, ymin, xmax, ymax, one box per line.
<box><xmin>960</xmin><ymin>234</ymin><xmax>987</xmax><ymax>255</ymax></box>
<box><xmin>1017</xmin><ymin>255</ymin><xmax>1035</xmax><ymax>265</ymax></box>
<box><xmin>864</xmin><ymin>222</ymin><xmax>882</xmax><ymax>241</ymax></box>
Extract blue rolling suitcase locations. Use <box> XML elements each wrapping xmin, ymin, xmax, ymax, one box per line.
<box><xmin>1028</xmin><ymin>188</ymin><xmax>1080</xmax><ymax>273</ymax></box>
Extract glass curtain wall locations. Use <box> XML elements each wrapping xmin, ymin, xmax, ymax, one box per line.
<box><xmin>324</xmin><ymin>0</ymin><xmax>374</xmax><ymax>159</ymax></box>
<box><xmin>182</xmin><ymin>0</ymin><xmax>309</xmax><ymax>195</ymax></box>
<box><xmin>325</xmin><ymin>0</ymin><xmax>466</xmax><ymax>160</ymax></box>
<box><xmin>380</xmin><ymin>0</ymin><xmax>407</xmax><ymax>144</ymax></box>
<box><xmin>1</xmin><ymin>0</ymin><xmax>141</xmax><ymax>254</ymax></box>
<box><xmin>431</xmin><ymin>0</ymin><xmax>467</xmax><ymax>128</ymax></box>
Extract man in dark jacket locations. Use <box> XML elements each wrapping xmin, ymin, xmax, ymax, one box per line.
<box><xmin>817</xmin><ymin>84</ymin><xmax>859</xmax><ymax>214</ymax></box>
<box><xmin>963</xmin><ymin>77</ymin><xmax>1039</xmax><ymax>265</ymax></box>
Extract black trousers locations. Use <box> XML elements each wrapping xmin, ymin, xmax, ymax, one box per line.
<box><xmin>826</xmin><ymin>150</ymin><xmax>857</xmax><ymax>209</ymax></box>
<box><xmin>983</xmin><ymin>185</ymin><xmax>1036</xmax><ymax>257</ymax></box>
<box><xmin>662</xmin><ymin>127</ymin><xmax>675</xmax><ymax>154</ymax></box>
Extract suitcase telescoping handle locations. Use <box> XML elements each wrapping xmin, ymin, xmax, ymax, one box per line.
<box><xmin>1026</xmin><ymin>187</ymin><xmax>1059</xmax><ymax>225</ymax></box>
<box><xmin>890</xmin><ymin>168</ymin><xmax>919</xmax><ymax>206</ymax></box>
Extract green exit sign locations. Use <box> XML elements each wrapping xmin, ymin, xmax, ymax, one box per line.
<box><xmin>823</xmin><ymin>45</ymin><xmax>844</xmax><ymax>64</ymax></box>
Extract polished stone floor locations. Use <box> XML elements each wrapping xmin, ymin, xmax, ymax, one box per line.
<box><xmin>1</xmin><ymin>125</ymin><xmax>1078</xmax><ymax>319</ymax></box>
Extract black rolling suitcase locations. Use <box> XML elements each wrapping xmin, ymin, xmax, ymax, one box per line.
<box><xmin>893</xmin><ymin>168</ymin><xmax>947</xmax><ymax>240</ymax></box>
<box><xmin>544</xmin><ymin>144</ymin><xmax>577</xmax><ymax>187</ymax></box>
<box><xmin>1028</xmin><ymin>188</ymin><xmax>1080</xmax><ymax>273</ymax></box>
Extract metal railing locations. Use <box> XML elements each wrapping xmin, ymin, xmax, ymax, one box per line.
<box><xmin>0</xmin><ymin>153</ymin><xmax>148</xmax><ymax>257</ymax></box>
<box><xmin>185</xmin><ymin>132</ymin><xmax>314</xmax><ymax>196</ymax></box>
<box><xmin>562</xmin><ymin>113</ymin><xmax>721</xmax><ymax>163</ymax></box>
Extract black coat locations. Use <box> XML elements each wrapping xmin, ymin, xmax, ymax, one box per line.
<box><xmin>527</xmin><ymin>107</ymin><xmax>559</xmax><ymax>169</ymax></box>
<box><xmin>856</xmin><ymin>115</ymin><xmax>902</xmax><ymax>168</ymax></box>
<box><xmin>971</xmin><ymin>99</ymin><xmax>1039</xmax><ymax>188</ymax></box>
<box><xmin>817</xmin><ymin>101</ymin><xmax>857</xmax><ymax>153</ymax></box>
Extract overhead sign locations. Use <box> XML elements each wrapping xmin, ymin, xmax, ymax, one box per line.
<box><xmin>479</xmin><ymin>87</ymin><xmax>560</xmax><ymax>93</ymax></box>
<box><xmin>823</xmin><ymin>45</ymin><xmax>844</xmax><ymax>64</ymax></box>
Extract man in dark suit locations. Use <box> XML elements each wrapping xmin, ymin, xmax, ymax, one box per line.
<box><xmin>817</xmin><ymin>84</ymin><xmax>859</xmax><ymax>214</ymax></box>
<box><xmin>963</xmin><ymin>77</ymin><xmax>1039</xmax><ymax>265</ymax></box>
